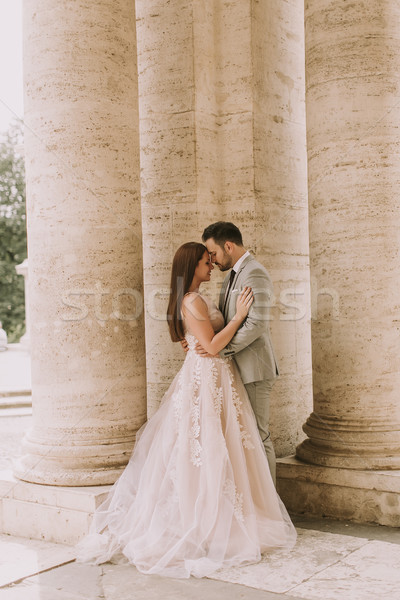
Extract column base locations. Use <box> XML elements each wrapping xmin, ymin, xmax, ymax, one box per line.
<box><xmin>13</xmin><ymin>435</ymin><xmax>136</xmax><ymax>486</ymax></box>
<box><xmin>277</xmin><ymin>456</ymin><xmax>400</xmax><ymax>527</ymax></box>
<box><xmin>0</xmin><ymin>469</ymin><xmax>110</xmax><ymax>545</ymax></box>
<box><xmin>297</xmin><ymin>412</ymin><xmax>400</xmax><ymax>470</ymax></box>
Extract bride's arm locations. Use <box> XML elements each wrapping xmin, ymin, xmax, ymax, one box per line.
<box><xmin>182</xmin><ymin>289</ymin><xmax>253</xmax><ymax>356</ymax></box>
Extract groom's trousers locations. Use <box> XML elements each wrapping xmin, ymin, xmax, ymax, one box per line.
<box><xmin>244</xmin><ymin>379</ymin><xmax>276</xmax><ymax>485</ymax></box>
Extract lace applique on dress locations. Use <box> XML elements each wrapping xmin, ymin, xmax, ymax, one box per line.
<box><xmin>208</xmin><ymin>360</ymin><xmax>223</xmax><ymax>417</ymax></box>
<box><xmin>181</xmin><ymin>294</ymin><xmax>254</xmax><ymax>464</ymax></box>
<box><xmin>173</xmin><ymin>370</ymin><xmax>184</xmax><ymax>426</ymax></box>
<box><xmin>226</xmin><ymin>365</ymin><xmax>255</xmax><ymax>450</ymax></box>
<box><xmin>189</xmin><ymin>351</ymin><xmax>203</xmax><ymax>467</ymax></box>
<box><xmin>223</xmin><ymin>479</ymin><xmax>244</xmax><ymax>522</ymax></box>
<box><xmin>172</xmin><ymin>333</ymin><xmax>203</xmax><ymax>467</ymax></box>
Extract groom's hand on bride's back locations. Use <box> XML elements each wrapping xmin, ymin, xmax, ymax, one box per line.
<box><xmin>180</xmin><ymin>339</ymin><xmax>189</xmax><ymax>353</ymax></box>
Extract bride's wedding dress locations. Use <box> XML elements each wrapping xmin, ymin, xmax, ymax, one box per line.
<box><xmin>76</xmin><ymin>294</ymin><xmax>296</xmax><ymax>578</ymax></box>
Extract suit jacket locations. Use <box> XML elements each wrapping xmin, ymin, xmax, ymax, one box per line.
<box><xmin>219</xmin><ymin>254</ymin><xmax>279</xmax><ymax>384</ymax></box>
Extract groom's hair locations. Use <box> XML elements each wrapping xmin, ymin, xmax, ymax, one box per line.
<box><xmin>202</xmin><ymin>222</ymin><xmax>243</xmax><ymax>248</ymax></box>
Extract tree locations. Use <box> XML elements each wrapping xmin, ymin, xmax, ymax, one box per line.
<box><xmin>0</xmin><ymin>120</ymin><xmax>27</xmax><ymax>343</ymax></box>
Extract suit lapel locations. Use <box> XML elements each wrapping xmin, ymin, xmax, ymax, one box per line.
<box><xmin>223</xmin><ymin>255</ymin><xmax>254</xmax><ymax>319</ymax></box>
<box><xmin>219</xmin><ymin>274</ymin><xmax>229</xmax><ymax>312</ymax></box>
<box><xmin>235</xmin><ymin>254</ymin><xmax>253</xmax><ymax>277</ymax></box>
<box><xmin>224</xmin><ymin>270</ymin><xmax>239</xmax><ymax>319</ymax></box>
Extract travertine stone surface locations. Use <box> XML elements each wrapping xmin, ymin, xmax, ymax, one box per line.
<box><xmin>278</xmin><ymin>457</ymin><xmax>400</xmax><ymax>527</ymax></box>
<box><xmin>297</xmin><ymin>0</ymin><xmax>400</xmax><ymax>467</ymax></box>
<box><xmin>0</xmin><ymin>470</ymin><xmax>109</xmax><ymax>544</ymax></box>
<box><xmin>250</xmin><ymin>0</ymin><xmax>312</xmax><ymax>454</ymax></box>
<box><xmin>137</xmin><ymin>0</ymin><xmax>312</xmax><ymax>456</ymax></box>
<box><xmin>215</xmin><ymin>0</ymin><xmax>312</xmax><ymax>454</ymax></box>
<box><xmin>4</xmin><ymin>527</ymin><xmax>400</xmax><ymax>599</ymax></box>
<box><xmin>136</xmin><ymin>0</ymin><xmax>223</xmax><ymax>417</ymax></box>
<box><xmin>16</xmin><ymin>0</ymin><xmax>146</xmax><ymax>485</ymax></box>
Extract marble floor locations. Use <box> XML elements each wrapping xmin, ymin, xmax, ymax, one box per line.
<box><xmin>1</xmin><ymin>517</ymin><xmax>399</xmax><ymax>600</ymax></box>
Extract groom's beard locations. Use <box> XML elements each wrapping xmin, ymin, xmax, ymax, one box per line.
<box><xmin>215</xmin><ymin>252</ymin><xmax>233</xmax><ymax>271</ymax></box>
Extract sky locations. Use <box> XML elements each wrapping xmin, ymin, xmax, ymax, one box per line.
<box><xmin>0</xmin><ymin>0</ymin><xmax>23</xmax><ymax>134</ymax></box>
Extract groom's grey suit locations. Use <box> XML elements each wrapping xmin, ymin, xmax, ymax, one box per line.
<box><xmin>219</xmin><ymin>253</ymin><xmax>279</xmax><ymax>483</ymax></box>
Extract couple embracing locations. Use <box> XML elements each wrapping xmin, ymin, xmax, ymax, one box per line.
<box><xmin>76</xmin><ymin>222</ymin><xmax>296</xmax><ymax>578</ymax></box>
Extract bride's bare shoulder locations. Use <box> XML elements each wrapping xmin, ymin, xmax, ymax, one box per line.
<box><xmin>182</xmin><ymin>292</ymin><xmax>208</xmax><ymax>320</ymax></box>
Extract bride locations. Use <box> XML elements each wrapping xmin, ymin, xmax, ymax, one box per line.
<box><xmin>76</xmin><ymin>242</ymin><xmax>296</xmax><ymax>578</ymax></box>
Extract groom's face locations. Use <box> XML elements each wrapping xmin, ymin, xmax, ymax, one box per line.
<box><xmin>205</xmin><ymin>238</ymin><xmax>233</xmax><ymax>271</ymax></box>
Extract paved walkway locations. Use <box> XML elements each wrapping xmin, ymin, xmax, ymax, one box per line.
<box><xmin>0</xmin><ymin>343</ymin><xmax>31</xmax><ymax>398</ymax></box>
<box><xmin>0</xmin><ymin>413</ymin><xmax>399</xmax><ymax>600</ymax></box>
<box><xmin>1</xmin><ymin>412</ymin><xmax>400</xmax><ymax>598</ymax></box>
<box><xmin>0</xmin><ymin>343</ymin><xmax>32</xmax><ymax>470</ymax></box>
<box><xmin>1</xmin><ymin>349</ymin><xmax>400</xmax><ymax>599</ymax></box>
<box><xmin>1</xmin><ymin>517</ymin><xmax>400</xmax><ymax>600</ymax></box>
<box><xmin>0</xmin><ymin>414</ymin><xmax>31</xmax><ymax>470</ymax></box>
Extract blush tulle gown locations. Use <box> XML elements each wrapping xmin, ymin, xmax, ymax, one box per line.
<box><xmin>76</xmin><ymin>294</ymin><xmax>296</xmax><ymax>578</ymax></box>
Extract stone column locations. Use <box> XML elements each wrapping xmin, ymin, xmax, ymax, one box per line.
<box><xmin>216</xmin><ymin>0</ymin><xmax>312</xmax><ymax>455</ymax></box>
<box><xmin>252</xmin><ymin>0</ymin><xmax>312</xmax><ymax>455</ymax></box>
<box><xmin>137</xmin><ymin>0</ymin><xmax>312</xmax><ymax>455</ymax></box>
<box><xmin>296</xmin><ymin>0</ymin><xmax>400</xmax><ymax>468</ymax></box>
<box><xmin>15</xmin><ymin>0</ymin><xmax>146</xmax><ymax>485</ymax></box>
<box><xmin>15</xmin><ymin>258</ymin><xmax>30</xmax><ymax>349</ymax></box>
<box><xmin>136</xmin><ymin>0</ymin><xmax>222</xmax><ymax>416</ymax></box>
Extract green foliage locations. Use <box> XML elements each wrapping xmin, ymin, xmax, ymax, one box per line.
<box><xmin>0</xmin><ymin>120</ymin><xmax>27</xmax><ymax>343</ymax></box>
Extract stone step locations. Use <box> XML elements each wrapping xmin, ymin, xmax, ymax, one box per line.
<box><xmin>0</xmin><ymin>470</ymin><xmax>110</xmax><ymax>545</ymax></box>
<box><xmin>0</xmin><ymin>395</ymin><xmax>32</xmax><ymax>416</ymax></box>
<box><xmin>277</xmin><ymin>456</ymin><xmax>400</xmax><ymax>528</ymax></box>
<box><xmin>0</xmin><ymin>395</ymin><xmax>32</xmax><ymax>408</ymax></box>
<box><xmin>0</xmin><ymin>390</ymin><xmax>31</xmax><ymax>399</ymax></box>
<box><xmin>0</xmin><ymin>406</ymin><xmax>32</xmax><ymax>417</ymax></box>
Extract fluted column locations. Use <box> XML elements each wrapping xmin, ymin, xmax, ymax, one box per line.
<box><xmin>297</xmin><ymin>0</ymin><xmax>400</xmax><ymax>468</ymax></box>
<box><xmin>15</xmin><ymin>0</ymin><xmax>146</xmax><ymax>485</ymax></box>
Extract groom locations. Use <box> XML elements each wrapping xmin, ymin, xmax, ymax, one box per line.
<box><xmin>200</xmin><ymin>221</ymin><xmax>279</xmax><ymax>484</ymax></box>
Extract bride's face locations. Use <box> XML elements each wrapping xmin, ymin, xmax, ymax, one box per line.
<box><xmin>194</xmin><ymin>251</ymin><xmax>214</xmax><ymax>283</ymax></box>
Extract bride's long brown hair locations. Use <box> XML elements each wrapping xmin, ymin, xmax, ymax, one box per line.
<box><xmin>167</xmin><ymin>242</ymin><xmax>208</xmax><ymax>342</ymax></box>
